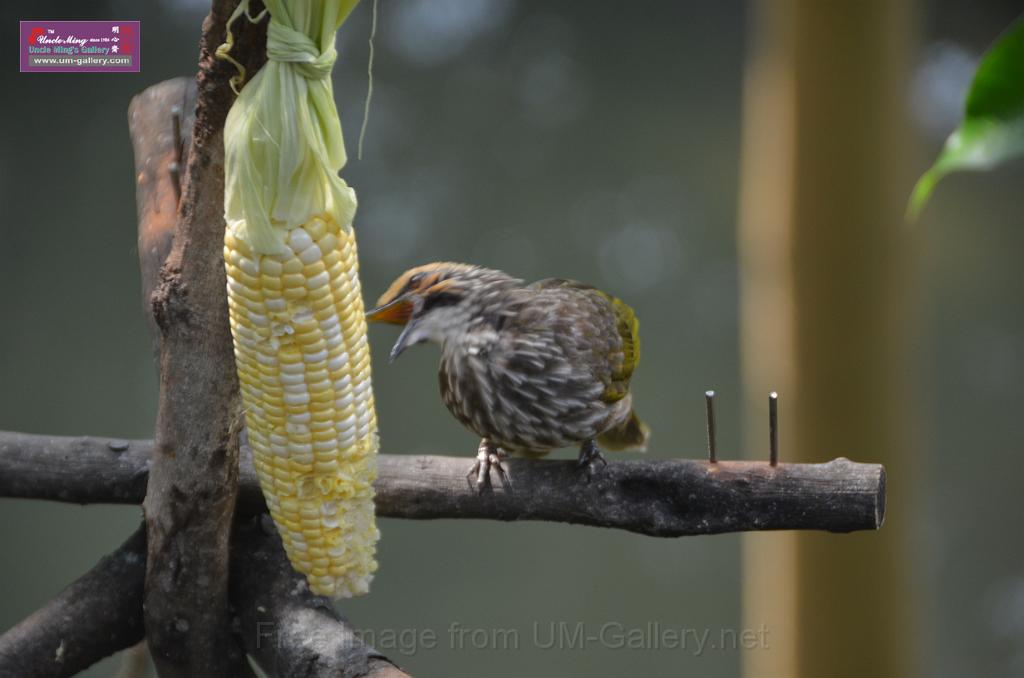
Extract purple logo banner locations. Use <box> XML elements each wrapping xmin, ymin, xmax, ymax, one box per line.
<box><xmin>20</xmin><ymin>20</ymin><xmax>140</xmax><ymax>73</ymax></box>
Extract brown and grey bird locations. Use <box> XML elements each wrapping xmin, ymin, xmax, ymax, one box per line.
<box><xmin>366</xmin><ymin>262</ymin><xmax>649</xmax><ymax>489</ymax></box>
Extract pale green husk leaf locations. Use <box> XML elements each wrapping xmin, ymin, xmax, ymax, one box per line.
<box><xmin>221</xmin><ymin>0</ymin><xmax>360</xmax><ymax>254</ymax></box>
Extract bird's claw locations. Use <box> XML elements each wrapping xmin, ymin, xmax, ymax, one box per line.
<box><xmin>576</xmin><ymin>440</ymin><xmax>607</xmax><ymax>480</ymax></box>
<box><xmin>467</xmin><ymin>441</ymin><xmax>512</xmax><ymax>493</ymax></box>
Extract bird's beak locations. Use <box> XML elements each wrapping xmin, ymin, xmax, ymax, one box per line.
<box><xmin>365</xmin><ymin>297</ymin><xmax>413</xmax><ymax>325</ymax></box>
<box><xmin>366</xmin><ymin>296</ymin><xmax>419</xmax><ymax>362</ymax></box>
<box><xmin>388</xmin><ymin>319</ymin><xmax>419</xmax><ymax>362</ymax></box>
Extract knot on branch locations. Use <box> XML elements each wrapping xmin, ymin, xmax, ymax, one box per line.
<box><xmin>151</xmin><ymin>270</ymin><xmax>191</xmax><ymax>333</ymax></box>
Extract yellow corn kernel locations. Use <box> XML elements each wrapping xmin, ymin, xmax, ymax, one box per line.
<box><xmin>225</xmin><ymin>216</ymin><xmax>378</xmax><ymax>598</ymax></box>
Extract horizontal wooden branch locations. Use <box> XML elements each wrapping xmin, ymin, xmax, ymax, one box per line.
<box><xmin>0</xmin><ymin>430</ymin><xmax>884</xmax><ymax>535</ymax></box>
<box><xmin>0</xmin><ymin>526</ymin><xmax>146</xmax><ymax>678</ymax></box>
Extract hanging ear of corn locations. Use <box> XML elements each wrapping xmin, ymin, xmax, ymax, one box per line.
<box><xmin>219</xmin><ymin>0</ymin><xmax>378</xmax><ymax>598</ymax></box>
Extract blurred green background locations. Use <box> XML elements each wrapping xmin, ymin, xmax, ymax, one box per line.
<box><xmin>1</xmin><ymin>1</ymin><xmax>1022</xmax><ymax>676</ymax></box>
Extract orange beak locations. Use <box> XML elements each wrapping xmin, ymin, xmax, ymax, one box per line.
<box><xmin>365</xmin><ymin>297</ymin><xmax>414</xmax><ymax>325</ymax></box>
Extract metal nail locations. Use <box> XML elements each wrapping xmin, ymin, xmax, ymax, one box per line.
<box><xmin>705</xmin><ymin>390</ymin><xmax>717</xmax><ymax>463</ymax></box>
<box><xmin>170</xmin><ymin>105</ymin><xmax>183</xmax><ymax>202</ymax></box>
<box><xmin>170</xmin><ymin>105</ymin><xmax>183</xmax><ymax>163</ymax></box>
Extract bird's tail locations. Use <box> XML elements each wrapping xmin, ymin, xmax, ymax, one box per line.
<box><xmin>598</xmin><ymin>409</ymin><xmax>650</xmax><ymax>453</ymax></box>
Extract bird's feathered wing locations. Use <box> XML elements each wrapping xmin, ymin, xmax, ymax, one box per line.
<box><xmin>527</xmin><ymin>278</ymin><xmax>640</xmax><ymax>402</ymax></box>
<box><xmin>526</xmin><ymin>278</ymin><xmax>648</xmax><ymax>451</ymax></box>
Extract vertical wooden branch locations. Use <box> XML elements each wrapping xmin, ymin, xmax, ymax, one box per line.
<box><xmin>131</xmin><ymin>77</ymin><xmax>194</xmax><ymax>358</ymax></box>
<box><xmin>134</xmin><ymin>2</ymin><xmax>267</xmax><ymax>676</ymax></box>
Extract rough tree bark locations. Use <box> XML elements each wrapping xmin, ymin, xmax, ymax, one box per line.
<box><xmin>134</xmin><ymin>1</ymin><xmax>267</xmax><ymax>675</ymax></box>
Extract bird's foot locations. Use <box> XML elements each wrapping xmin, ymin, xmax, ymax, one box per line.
<box><xmin>467</xmin><ymin>439</ymin><xmax>512</xmax><ymax>493</ymax></box>
<box><xmin>577</xmin><ymin>439</ymin><xmax>607</xmax><ymax>480</ymax></box>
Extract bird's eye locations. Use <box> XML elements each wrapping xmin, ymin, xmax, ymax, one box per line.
<box><xmin>406</xmin><ymin>273</ymin><xmax>425</xmax><ymax>290</ymax></box>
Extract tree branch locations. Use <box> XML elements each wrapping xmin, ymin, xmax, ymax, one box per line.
<box><xmin>0</xmin><ymin>527</ymin><xmax>146</xmax><ymax>678</ymax></box>
<box><xmin>230</xmin><ymin>519</ymin><xmax>410</xmax><ymax>678</ymax></box>
<box><xmin>0</xmin><ymin>431</ymin><xmax>885</xmax><ymax>535</ymax></box>
<box><xmin>0</xmin><ymin>518</ymin><xmax>410</xmax><ymax>678</ymax></box>
<box><xmin>132</xmin><ymin>2</ymin><xmax>267</xmax><ymax>675</ymax></box>
<box><xmin>375</xmin><ymin>454</ymin><xmax>885</xmax><ymax>535</ymax></box>
<box><xmin>129</xmin><ymin>76</ymin><xmax>194</xmax><ymax>359</ymax></box>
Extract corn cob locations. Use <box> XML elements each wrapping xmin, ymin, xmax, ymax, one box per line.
<box><xmin>225</xmin><ymin>216</ymin><xmax>377</xmax><ymax>598</ymax></box>
<box><xmin>219</xmin><ymin>0</ymin><xmax>378</xmax><ymax>598</ymax></box>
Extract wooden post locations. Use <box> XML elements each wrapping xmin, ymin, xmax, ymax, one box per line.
<box><xmin>738</xmin><ymin>1</ymin><xmax>918</xmax><ymax>676</ymax></box>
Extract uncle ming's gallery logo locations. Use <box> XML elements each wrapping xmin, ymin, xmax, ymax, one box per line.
<box><xmin>20</xmin><ymin>21</ymin><xmax>140</xmax><ymax>73</ymax></box>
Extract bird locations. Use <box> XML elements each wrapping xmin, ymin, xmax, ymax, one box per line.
<box><xmin>366</xmin><ymin>262</ymin><xmax>649</xmax><ymax>489</ymax></box>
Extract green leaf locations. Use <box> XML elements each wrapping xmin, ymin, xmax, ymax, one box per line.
<box><xmin>908</xmin><ymin>15</ymin><xmax>1024</xmax><ymax>220</ymax></box>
